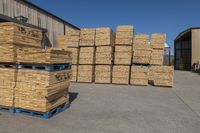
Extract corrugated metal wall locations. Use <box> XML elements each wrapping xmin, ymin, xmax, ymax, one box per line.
<box><xmin>0</xmin><ymin>0</ymin><xmax>75</xmax><ymax>47</ymax></box>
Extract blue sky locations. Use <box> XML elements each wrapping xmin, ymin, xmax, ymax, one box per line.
<box><xmin>30</xmin><ymin>0</ymin><xmax>200</xmax><ymax>54</ymax></box>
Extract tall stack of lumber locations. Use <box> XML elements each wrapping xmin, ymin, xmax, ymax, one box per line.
<box><xmin>113</xmin><ymin>25</ymin><xmax>133</xmax><ymax>84</ymax></box>
<box><xmin>149</xmin><ymin>66</ymin><xmax>174</xmax><ymax>87</ymax></box>
<box><xmin>130</xmin><ymin>66</ymin><xmax>149</xmax><ymax>86</ymax></box>
<box><xmin>150</xmin><ymin>34</ymin><xmax>165</xmax><ymax>65</ymax></box>
<box><xmin>58</xmin><ymin>30</ymin><xmax>80</xmax><ymax>82</ymax></box>
<box><xmin>133</xmin><ymin>34</ymin><xmax>151</xmax><ymax>65</ymax></box>
<box><xmin>95</xmin><ymin>28</ymin><xmax>114</xmax><ymax>83</ymax></box>
<box><xmin>0</xmin><ymin>22</ymin><xmax>72</xmax><ymax>113</ymax></box>
<box><xmin>78</xmin><ymin>28</ymin><xmax>95</xmax><ymax>82</ymax></box>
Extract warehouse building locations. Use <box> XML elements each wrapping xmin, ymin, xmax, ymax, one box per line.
<box><xmin>174</xmin><ymin>28</ymin><xmax>200</xmax><ymax>70</ymax></box>
<box><xmin>0</xmin><ymin>0</ymin><xmax>79</xmax><ymax>46</ymax></box>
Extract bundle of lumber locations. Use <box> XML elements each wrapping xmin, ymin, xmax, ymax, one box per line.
<box><xmin>0</xmin><ymin>22</ymin><xmax>43</xmax><ymax>47</ymax></box>
<box><xmin>17</xmin><ymin>47</ymin><xmax>72</xmax><ymax>64</ymax></box>
<box><xmin>77</xmin><ymin>65</ymin><xmax>94</xmax><ymax>83</ymax></box>
<box><xmin>112</xmin><ymin>65</ymin><xmax>130</xmax><ymax>84</ymax></box>
<box><xmin>149</xmin><ymin>66</ymin><xmax>174</xmax><ymax>87</ymax></box>
<box><xmin>150</xmin><ymin>34</ymin><xmax>165</xmax><ymax>65</ymax></box>
<box><xmin>71</xmin><ymin>65</ymin><xmax>78</xmax><ymax>82</ymax></box>
<box><xmin>80</xmin><ymin>28</ymin><xmax>95</xmax><ymax>46</ymax></box>
<box><xmin>115</xmin><ymin>25</ymin><xmax>134</xmax><ymax>45</ymax></box>
<box><xmin>58</xmin><ymin>30</ymin><xmax>80</xmax><ymax>48</ymax></box>
<box><xmin>95</xmin><ymin>46</ymin><xmax>113</xmax><ymax>65</ymax></box>
<box><xmin>0</xmin><ymin>44</ymin><xmax>16</xmax><ymax>63</ymax></box>
<box><xmin>114</xmin><ymin>45</ymin><xmax>132</xmax><ymax>65</ymax></box>
<box><xmin>0</xmin><ymin>68</ymin><xmax>16</xmax><ymax>107</ymax></box>
<box><xmin>133</xmin><ymin>34</ymin><xmax>152</xmax><ymax>64</ymax></box>
<box><xmin>79</xmin><ymin>47</ymin><xmax>95</xmax><ymax>65</ymax></box>
<box><xmin>67</xmin><ymin>47</ymin><xmax>79</xmax><ymax>65</ymax></box>
<box><xmin>15</xmin><ymin>69</ymin><xmax>71</xmax><ymax>112</ymax></box>
<box><xmin>95</xmin><ymin>28</ymin><xmax>115</xmax><ymax>46</ymax></box>
<box><xmin>130</xmin><ymin>66</ymin><xmax>149</xmax><ymax>86</ymax></box>
<box><xmin>95</xmin><ymin>65</ymin><xmax>112</xmax><ymax>84</ymax></box>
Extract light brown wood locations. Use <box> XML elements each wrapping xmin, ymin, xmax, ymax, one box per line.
<box><xmin>95</xmin><ymin>65</ymin><xmax>112</xmax><ymax>83</ymax></box>
<box><xmin>95</xmin><ymin>46</ymin><xmax>113</xmax><ymax>65</ymax></box>
<box><xmin>112</xmin><ymin>65</ymin><xmax>130</xmax><ymax>84</ymax></box>
<box><xmin>130</xmin><ymin>66</ymin><xmax>148</xmax><ymax>86</ymax></box>
<box><xmin>78</xmin><ymin>65</ymin><xmax>94</xmax><ymax>83</ymax></box>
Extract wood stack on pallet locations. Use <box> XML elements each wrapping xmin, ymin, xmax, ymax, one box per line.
<box><xmin>58</xmin><ymin>30</ymin><xmax>80</xmax><ymax>82</ymax></box>
<box><xmin>149</xmin><ymin>66</ymin><xmax>174</xmax><ymax>87</ymax></box>
<box><xmin>0</xmin><ymin>22</ymin><xmax>72</xmax><ymax>114</ymax></box>
<box><xmin>78</xmin><ymin>28</ymin><xmax>95</xmax><ymax>83</ymax></box>
<box><xmin>95</xmin><ymin>28</ymin><xmax>114</xmax><ymax>84</ymax></box>
<box><xmin>113</xmin><ymin>25</ymin><xmax>133</xmax><ymax>84</ymax></box>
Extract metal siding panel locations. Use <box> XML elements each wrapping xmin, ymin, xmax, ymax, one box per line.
<box><xmin>192</xmin><ymin>29</ymin><xmax>200</xmax><ymax>65</ymax></box>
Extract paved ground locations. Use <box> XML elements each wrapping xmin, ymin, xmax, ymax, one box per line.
<box><xmin>0</xmin><ymin>71</ymin><xmax>200</xmax><ymax>133</ymax></box>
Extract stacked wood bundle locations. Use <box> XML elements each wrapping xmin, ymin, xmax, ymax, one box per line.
<box><xmin>79</xmin><ymin>47</ymin><xmax>95</xmax><ymax>65</ymax></box>
<box><xmin>130</xmin><ymin>66</ymin><xmax>149</xmax><ymax>86</ymax></box>
<box><xmin>149</xmin><ymin>66</ymin><xmax>174</xmax><ymax>87</ymax></box>
<box><xmin>95</xmin><ymin>28</ymin><xmax>114</xmax><ymax>46</ymax></box>
<box><xmin>58</xmin><ymin>30</ymin><xmax>80</xmax><ymax>48</ymax></box>
<box><xmin>77</xmin><ymin>65</ymin><xmax>94</xmax><ymax>83</ymax></box>
<box><xmin>95</xmin><ymin>46</ymin><xmax>113</xmax><ymax>65</ymax></box>
<box><xmin>114</xmin><ymin>25</ymin><xmax>133</xmax><ymax>65</ymax></box>
<box><xmin>0</xmin><ymin>68</ymin><xmax>16</xmax><ymax>107</ymax></box>
<box><xmin>0</xmin><ymin>44</ymin><xmax>16</xmax><ymax>63</ymax></box>
<box><xmin>80</xmin><ymin>28</ymin><xmax>95</xmax><ymax>46</ymax></box>
<box><xmin>115</xmin><ymin>25</ymin><xmax>134</xmax><ymax>45</ymax></box>
<box><xmin>0</xmin><ymin>22</ymin><xmax>43</xmax><ymax>47</ymax></box>
<box><xmin>150</xmin><ymin>34</ymin><xmax>166</xmax><ymax>65</ymax></box>
<box><xmin>15</xmin><ymin>69</ymin><xmax>71</xmax><ymax>112</ymax></box>
<box><xmin>112</xmin><ymin>65</ymin><xmax>130</xmax><ymax>84</ymax></box>
<box><xmin>133</xmin><ymin>34</ymin><xmax>152</xmax><ymax>64</ymax></box>
<box><xmin>95</xmin><ymin>65</ymin><xmax>112</xmax><ymax>84</ymax></box>
<box><xmin>17</xmin><ymin>47</ymin><xmax>72</xmax><ymax>64</ymax></box>
<box><xmin>71</xmin><ymin>65</ymin><xmax>78</xmax><ymax>82</ymax></box>
<box><xmin>114</xmin><ymin>46</ymin><xmax>132</xmax><ymax>65</ymax></box>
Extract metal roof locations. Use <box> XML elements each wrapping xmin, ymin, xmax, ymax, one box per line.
<box><xmin>19</xmin><ymin>0</ymin><xmax>79</xmax><ymax>30</ymax></box>
<box><xmin>175</xmin><ymin>27</ymin><xmax>200</xmax><ymax>41</ymax></box>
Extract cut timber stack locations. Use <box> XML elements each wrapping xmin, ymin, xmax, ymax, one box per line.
<box><xmin>130</xmin><ymin>66</ymin><xmax>149</xmax><ymax>86</ymax></box>
<box><xmin>112</xmin><ymin>65</ymin><xmax>130</xmax><ymax>84</ymax></box>
<box><xmin>133</xmin><ymin>34</ymin><xmax>152</xmax><ymax>65</ymax></box>
<box><xmin>113</xmin><ymin>25</ymin><xmax>133</xmax><ymax>84</ymax></box>
<box><xmin>0</xmin><ymin>22</ymin><xmax>72</xmax><ymax>115</ymax></box>
<box><xmin>17</xmin><ymin>47</ymin><xmax>72</xmax><ymax>64</ymax></box>
<box><xmin>95</xmin><ymin>65</ymin><xmax>112</xmax><ymax>83</ymax></box>
<box><xmin>0</xmin><ymin>22</ymin><xmax>43</xmax><ymax>47</ymax></box>
<box><xmin>0</xmin><ymin>68</ymin><xmax>16</xmax><ymax>107</ymax></box>
<box><xmin>58</xmin><ymin>30</ymin><xmax>80</xmax><ymax>82</ymax></box>
<box><xmin>114</xmin><ymin>25</ymin><xmax>133</xmax><ymax>65</ymax></box>
<box><xmin>149</xmin><ymin>66</ymin><xmax>174</xmax><ymax>87</ymax></box>
<box><xmin>80</xmin><ymin>28</ymin><xmax>95</xmax><ymax>46</ymax></box>
<box><xmin>78</xmin><ymin>65</ymin><xmax>94</xmax><ymax>83</ymax></box>
<box><xmin>94</xmin><ymin>28</ymin><xmax>114</xmax><ymax>84</ymax></box>
<box><xmin>150</xmin><ymin>34</ymin><xmax>166</xmax><ymax>65</ymax></box>
<box><xmin>15</xmin><ymin>69</ymin><xmax>71</xmax><ymax>112</ymax></box>
<box><xmin>78</xmin><ymin>28</ymin><xmax>95</xmax><ymax>83</ymax></box>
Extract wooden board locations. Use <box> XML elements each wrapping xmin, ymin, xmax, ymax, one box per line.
<box><xmin>67</xmin><ymin>48</ymin><xmax>79</xmax><ymax>65</ymax></box>
<box><xmin>150</xmin><ymin>49</ymin><xmax>164</xmax><ymax>65</ymax></box>
<box><xmin>112</xmin><ymin>65</ymin><xmax>130</xmax><ymax>84</ymax></box>
<box><xmin>151</xmin><ymin>33</ymin><xmax>166</xmax><ymax>49</ymax></box>
<box><xmin>95</xmin><ymin>65</ymin><xmax>112</xmax><ymax>83</ymax></box>
<box><xmin>71</xmin><ymin>65</ymin><xmax>78</xmax><ymax>82</ymax></box>
<box><xmin>95</xmin><ymin>28</ymin><xmax>115</xmax><ymax>46</ymax></box>
<box><xmin>77</xmin><ymin>65</ymin><xmax>94</xmax><ymax>83</ymax></box>
<box><xmin>0</xmin><ymin>44</ymin><xmax>16</xmax><ymax>63</ymax></box>
<box><xmin>0</xmin><ymin>22</ymin><xmax>42</xmax><ymax>47</ymax></box>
